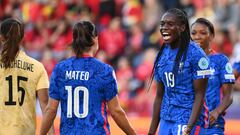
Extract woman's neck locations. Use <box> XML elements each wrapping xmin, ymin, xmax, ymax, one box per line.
<box><xmin>204</xmin><ymin>47</ymin><xmax>212</xmax><ymax>55</ymax></box>
<box><xmin>81</xmin><ymin>52</ymin><xmax>94</xmax><ymax>57</ymax></box>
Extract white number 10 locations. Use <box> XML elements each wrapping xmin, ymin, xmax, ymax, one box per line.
<box><xmin>65</xmin><ymin>86</ymin><xmax>89</xmax><ymax>118</ymax></box>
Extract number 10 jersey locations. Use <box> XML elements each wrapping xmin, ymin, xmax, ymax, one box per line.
<box><xmin>49</xmin><ymin>57</ymin><xmax>118</xmax><ymax>135</ymax></box>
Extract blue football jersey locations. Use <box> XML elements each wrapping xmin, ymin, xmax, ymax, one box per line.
<box><xmin>233</xmin><ymin>62</ymin><xmax>240</xmax><ymax>73</ymax></box>
<box><xmin>154</xmin><ymin>41</ymin><xmax>211</xmax><ymax>126</ymax></box>
<box><xmin>204</xmin><ymin>53</ymin><xmax>235</xmax><ymax>128</ymax></box>
<box><xmin>49</xmin><ymin>57</ymin><xmax>118</xmax><ymax>135</ymax></box>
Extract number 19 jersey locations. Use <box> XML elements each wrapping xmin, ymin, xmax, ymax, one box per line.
<box><xmin>0</xmin><ymin>51</ymin><xmax>49</xmax><ymax>135</ymax></box>
<box><xmin>49</xmin><ymin>57</ymin><xmax>118</xmax><ymax>135</ymax></box>
<box><xmin>154</xmin><ymin>42</ymin><xmax>211</xmax><ymax>126</ymax></box>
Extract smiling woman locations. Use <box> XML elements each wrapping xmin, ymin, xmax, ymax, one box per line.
<box><xmin>191</xmin><ymin>18</ymin><xmax>235</xmax><ymax>135</ymax></box>
<box><xmin>148</xmin><ymin>8</ymin><xmax>211</xmax><ymax>135</ymax></box>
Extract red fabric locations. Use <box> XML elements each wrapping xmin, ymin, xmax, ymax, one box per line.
<box><xmin>42</xmin><ymin>59</ymin><xmax>57</xmax><ymax>77</ymax></box>
<box><xmin>85</xmin><ymin>0</ymin><xmax>99</xmax><ymax>16</ymax></box>
<box><xmin>52</xmin><ymin>31</ymin><xmax>72</xmax><ymax>52</ymax></box>
<box><xmin>53</xmin><ymin>2</ymin><xmax>67</xmax><ymax>19</ymax></box>
<box><xmin>203</xmin><ymin>102</ymin><xmax>209</xmax><ymax>128</ymax></box>
<box><xmin>24</xmin><ymin>29</ymin><xmax>49</xmax><ymax>51</ymax></box>
<box><xmin>211</xmin><ymin>37</ymin><xmax>233</xmax><ymax>57</ymax></box>
<box><xmin>135</xmin><ymin>62</ymin><xmax>152</xmax><ymax>81</ymax></box>
<box><xmin>29</xmin><ymin>3</ymin><xmax>43</xmax><ymax>22</ymax></box>
<box><xmin>99</xmin><ymin>28</ymin><xmax>126</xmax><ymax>57</ymax></box>
<box><xmin>116</xmin><ymin>67</ymin><xmax>133</xmax><ymax>92</ymax></box>
<box><xmin>101</xmin><ymin>102</ymin><xmax>110</xmax><ymax>135</ymax></box>
<box><xmin>194</xmin><ymin>126</ymin><xmax>200</xmax><ymax>135</ymax></box>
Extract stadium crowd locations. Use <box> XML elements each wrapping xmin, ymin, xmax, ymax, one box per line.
<box><xmin>1</xmin><ymin>0</ymin><xmax>240</xmax><ymax>116</ymax></box>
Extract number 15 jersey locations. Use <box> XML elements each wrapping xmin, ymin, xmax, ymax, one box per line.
<box><xmin>49</xmin><ymin>57</ymin><xmax>118</xmax><ymax>135</ymax></box>
<box><xmin>0</xmin><ymin>51</ymin><xmax>49</xmax><ymax>135</ymax></box>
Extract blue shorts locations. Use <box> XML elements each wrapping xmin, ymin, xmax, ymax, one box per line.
<box><xmin>191</xmin><ymin>125</ymin><xmax>224</xmax><ymax>135</ymax></box>
<box><xmin>159</xmin><ymin>119</ymin><xmax>203</xmax><ymax>135</ymax></box>
<box><xmin>205</xmin><ymin>125</ymin><xmax>224</xmax><ymax>135</ymax></box>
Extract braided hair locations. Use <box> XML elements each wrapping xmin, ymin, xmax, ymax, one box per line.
<box><xmin>148</xmin><ymin>8</ymin><xmax>191</xmax><ymax>91</ymax></box>
<box><xmin>0</xmin><ymin>18</ymin><xmax>24</xmax><ymax>68</ymax></box>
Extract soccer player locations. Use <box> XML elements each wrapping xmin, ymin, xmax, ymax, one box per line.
<box><xmin>0</xmin><ymin>18</ymin><xmax>54</xmax><ymax>134</ymax></box>
<box><xmin>148</xmin><ymin>8</ymin><xmax>210</xmax><ymax>135</ymax></box>
<box><xmin>191</xmin><ymin>18</ymin><xmax>235</xmax><ymax>134</ymax></box>
<box><xmin>40</xmin><ymin>21</ymin><xmax>136</xmax><ymax>135</ymax></box>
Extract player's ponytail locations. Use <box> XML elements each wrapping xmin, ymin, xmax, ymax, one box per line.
<box><xmin>72</xmin><ymin>21</ymin><xmax>98</xmax><ymax>57</ymax></box>
<box><xmin>0</xmin><ymin>18</ymin><xmax>24</xmax><ymax>68</ymax></box>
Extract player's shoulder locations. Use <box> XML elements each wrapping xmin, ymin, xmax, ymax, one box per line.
<box><xmin>210</xmin><ymin>52</ymin><xmax>228</xmax><ymax>59</ymax></box>
<box><xmin>209</xmin><ymin>52</ymin><xmax>229</xmax><ymax>64</ymax></box>
<box><xmin>93</xmin><ymin>58</ymin><xmax>112</xmax><ymax>68</ymax></box>
<box><xmin>91</xmin><ymin>58</ymin><xmax>114</xmax><ymax>73</ymax></box>
<box><xmin>187</xmin><ymin>41</ymin><xmax>207</xmax><ymax>61</ymax></box>
<box><xmin>188</xmin><ymin>41</ymin><xmax>205</xmax><ymax>54</ymax></box>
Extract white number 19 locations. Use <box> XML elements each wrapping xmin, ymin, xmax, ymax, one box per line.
<box><xmin>177</xmin><ymin>124</ymin><xmax>187</xmax><ymax>135</ymax></box>
<box><xmin>164</xmin><ymin>72</ymin><xmax>175</xmax><ymax>87</ymax></box>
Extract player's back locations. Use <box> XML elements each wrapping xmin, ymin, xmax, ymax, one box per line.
<box><xmin>0</xmin><ymin>51</ymin><xmax>48</xmax><ymax>135</ymax></box>
<box><xmin>49</xmin><ymin>56</ymin><xmax>117</xmax><ymax>135</ymax></box>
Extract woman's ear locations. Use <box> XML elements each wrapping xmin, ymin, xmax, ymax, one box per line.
<box><xmin>209</xmin><ymin>34</ymin><xmax>214</xmax><ymax>42</ymax></box>
<box><xmin>179</xmin><ymin>24</ymin><xmax>186</xmax><ymax>33</ymax></box>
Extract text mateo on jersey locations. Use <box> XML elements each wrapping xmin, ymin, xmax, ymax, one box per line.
<box><xmin>65</xmin><ymin>71</ymin><xmax>89</xmax><ymax>80</ymax></box>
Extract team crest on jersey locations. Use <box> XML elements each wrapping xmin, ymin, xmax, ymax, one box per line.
<box><xmin>225</xmin><ymin>63</ymin><xmax>233</xmax><ymax>73</ymax></box>
<box><xmin>198</xmin><ymin>57</ymin><xmax>209</xmax><ymax>70</ymax></box>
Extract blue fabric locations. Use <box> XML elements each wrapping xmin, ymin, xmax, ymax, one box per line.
<box><xmin>202</xmin><ymin>53</ymin><xmax>235</xmax><ymax>129</ymax></box>
<box><xmin>233</xmin><ymin>62</ymin><xmax>240</xmax><ymax>73</ymax></box>
<box><xmin>192</xmin><ymin>124</ymin><xmax>224</xmax><ymax>135</ymax></box>
<box><xmin>49</xmin><ymin>57</ymin><xmax>118</xmax><ymax>135</ymax></box>
<box><xmin>159</xmin><ymin>119</ymin><xmax>203</xmax><ymax>135</ymax></box>
<box><xmin>205</xmin><ymin>125</ymin><xmax>224</xmax><ymax>135</ymax></box>
<box><xmin>154</xmin><ymin>41</ymin><xmax>210</xmax><ymax>126</ymax></box>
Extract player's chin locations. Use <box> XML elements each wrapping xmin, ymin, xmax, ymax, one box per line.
<box><xmin>163</xmin><ymin>39</ymin><xmax>172</xmax><ymax>44</ymax></box>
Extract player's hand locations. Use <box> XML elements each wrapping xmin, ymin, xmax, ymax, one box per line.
<box><xmin>182</xmin><ymin>126</ymin><xmax>191</xmax><ymax>135</ymax></box>
<box><xmin>209</xmin><ymin>109</ymin><xmax>220</xmax><ymax>125</ymax></box>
